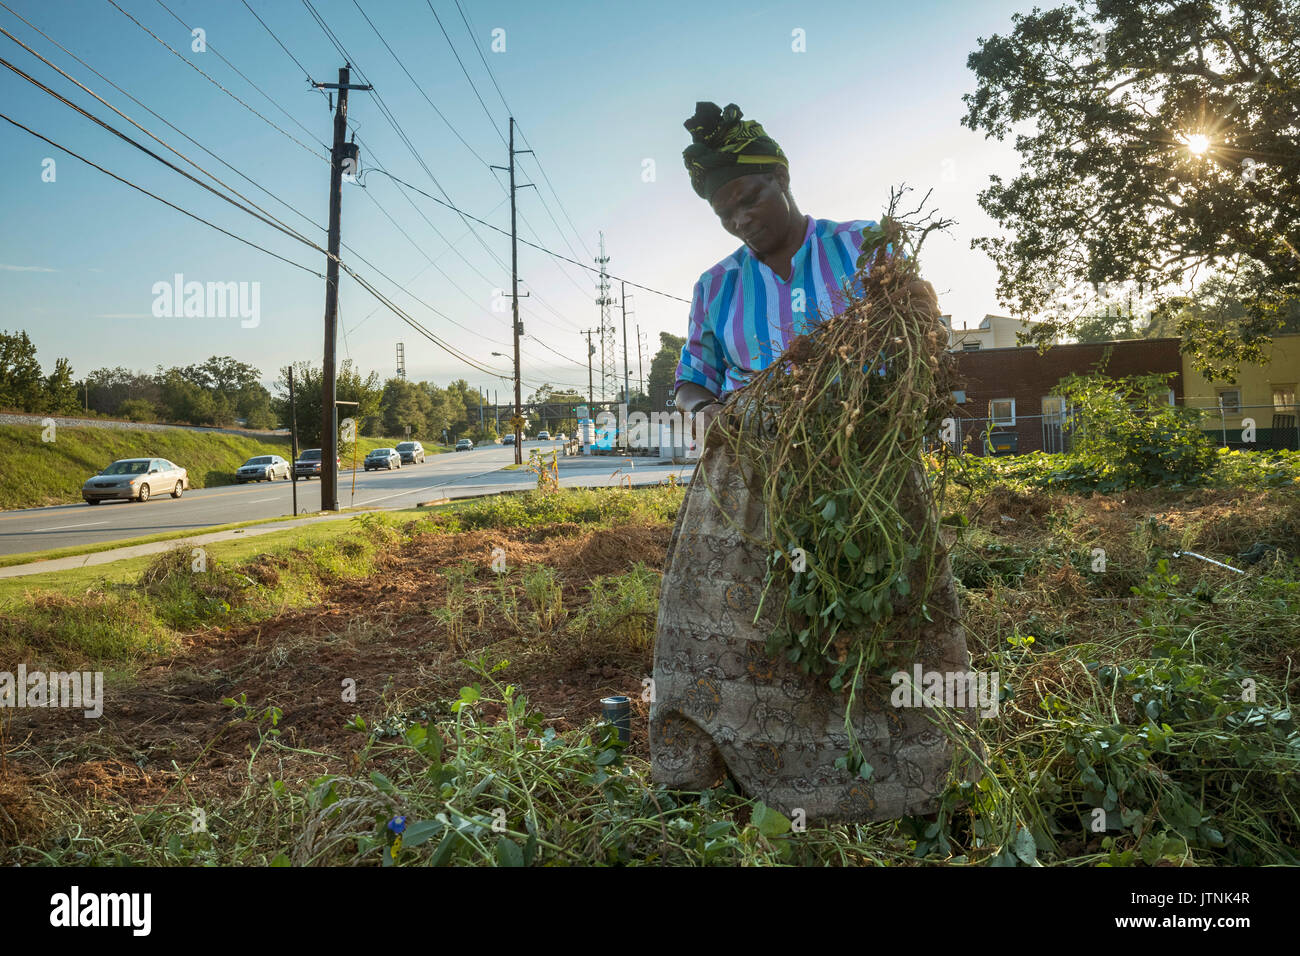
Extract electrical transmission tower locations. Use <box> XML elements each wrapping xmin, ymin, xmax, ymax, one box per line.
<box><xmin>395</xmin><ymin>342</ymin><xmax>406</xmax><ymax>379</ymax></box>
<box><xmin>595</xmin><ymin>232</ymin><xmax>617</xmax><ymax>402</ymax></box>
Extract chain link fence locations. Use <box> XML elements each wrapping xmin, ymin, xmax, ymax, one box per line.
<box><xmin>926</xmin><ymin>403</ymin><xmax>1300</xmax><ymax>457</ymax></box>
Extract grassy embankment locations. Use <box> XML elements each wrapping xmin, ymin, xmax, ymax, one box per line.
<box><xmin>0</xmin><ymin>424</ymin><xmax>447</xmax><ymax>510</ymax></box>
<box><xmin>1</xmin><ymin>466</ymin><xmax>1298</xmax><ymax>867</ymax></box>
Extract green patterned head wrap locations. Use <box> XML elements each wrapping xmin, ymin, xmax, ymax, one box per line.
<box><xmin>682</xmin><ymin>102</ymin><xmax>789</xmax><ymax>203</ymax></box>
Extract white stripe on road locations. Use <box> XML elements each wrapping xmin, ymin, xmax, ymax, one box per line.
<box><xmin>33</xmin><ymin>520</ymin><xmax>109</xmax><ymax>532</ymax></box>
<box><xmin>250</xmin><ymin>498</ymin><xmax>277</xmax><ymax>503</ymax></box>
<box><xmin>348</xmin><ymin>468</ymin><xmax>509</xmax><ymax>507</ymax></box>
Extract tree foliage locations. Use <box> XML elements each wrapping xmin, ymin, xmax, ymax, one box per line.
<box><xmin>0</xmin><ymin>330</ymin><xmax>45</xmax><ymax>411</ymax></box>
<box><xmin>648</xmin><ymin>332</ymin><xmax>687</xmax><ymax>408</ymax></box>
<box><xmin>963</xmin><ymin>0</ymin><xmax>1300</xmax><ymax>367</ymax></box>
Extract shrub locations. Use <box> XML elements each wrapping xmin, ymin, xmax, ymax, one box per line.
<box><xmin>1053</xmin><ymin>371</ymin><xmax>1216</xmax><ymax>489</ymax></box>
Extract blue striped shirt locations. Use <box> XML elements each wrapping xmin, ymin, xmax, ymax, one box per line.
<box><xmin>674</xmin><ymin>214</ymin><xmax>878</xmax><ymax>396</ymax></box>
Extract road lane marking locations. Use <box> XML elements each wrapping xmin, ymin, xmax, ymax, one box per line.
<box><xmin>32</xmin><ymin>520</ymin><xmax>109</xmax><ymax>532</ymax></box>
<box><xmin>349</xmin><ymin>468</ymin><xmax>507</xmax><ymax>506</ymax></box>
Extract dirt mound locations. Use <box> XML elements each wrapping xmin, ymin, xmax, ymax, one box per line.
<box><xmin>561</xmin><ymin>523</ymin><xmax>671</xmax><ymax>577</ymax></box>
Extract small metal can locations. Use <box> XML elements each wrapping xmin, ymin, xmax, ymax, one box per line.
<box><xmin>600</xmin><ymin>695</ymin><xmax>631</xmax><ymax>744</ymax></box>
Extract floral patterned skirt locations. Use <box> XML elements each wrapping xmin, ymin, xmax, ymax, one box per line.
<box><xmin>648</xmin><ymin>438</ymin><xmax>981</xmax><ymax>822</ymax></box>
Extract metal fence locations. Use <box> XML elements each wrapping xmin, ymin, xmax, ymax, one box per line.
<box><xmin>927</xmin><ymin>403</ymin><xmax>1300</xmax><ymax>457</ymax></box>
<box><xmin>1188</xmin><ymin>403</ymin><xmax>1300</xmax><ymax>451</ymax></box>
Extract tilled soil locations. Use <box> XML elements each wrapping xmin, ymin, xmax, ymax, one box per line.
<box><xmin>0</xmin><ymin>521</ymin><xmax>673</xmax><ymax>848</ymax></box>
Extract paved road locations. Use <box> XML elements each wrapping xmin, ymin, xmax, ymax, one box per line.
<box><xmin>0</xmin><ymin>442</ymin><xmax>694</xmax><ymax>557</ymax></box>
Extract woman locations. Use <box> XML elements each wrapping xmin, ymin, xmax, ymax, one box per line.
<box><xmin>648</xmin><ymin>102</ymin><xmax>978</xmax><ymax>823</ymax></box>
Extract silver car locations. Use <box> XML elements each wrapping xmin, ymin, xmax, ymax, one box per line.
<box><xmin>364</xmin><ymin>448</ymin><xmax>402</xmax><ymax>471</ymax></box>
<box><xmin>395</xmin><ymin>440</ymin><xmax>425</xmax><ymax>464</ymax></box>
<box><xmin>235</xmin><ymin>455</ymin><xmax>290</xmax><ymax>482</ymax></box>
<box><xmin>83</xmin><ymin>458</ymin><xmax>189</xmax><ymax>504</ymax></box>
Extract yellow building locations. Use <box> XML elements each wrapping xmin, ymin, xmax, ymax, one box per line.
<box><xmin>1181</xmin><ymin>332</ymin><xmax>1300</xmax><ymax>449</ymax></box>
<box><xmin>946</xmin><ymin>314</ymin><xmax>1056</xmax><ymax>351</ymax></box>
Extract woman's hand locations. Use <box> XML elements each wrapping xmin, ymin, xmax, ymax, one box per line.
<box><xmin>693</xmin><ymin>400</ymin><xmax>724</xmax><ymax>449</ymax></box>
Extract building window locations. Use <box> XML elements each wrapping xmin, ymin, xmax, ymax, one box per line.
<box><xmin>1273</xmin><ymin>385</ymin><xmax>1297</xmax><ymax>412</ymax></box>
<box><xmin>963</xmin><ymin>342</ymin><xmax>981</xmax><ymax>351</ymax></box>
<box><xmin>989</xmin><ymin>398</ymin><xmax>1015</xmax><ymax>425</ymax></box>
<box><xmin>1216</xmin><ymin>389</ymin><xmax>1241</xmax><ymax>414</ymax></box>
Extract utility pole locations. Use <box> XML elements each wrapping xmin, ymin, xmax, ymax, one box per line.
<box><xmin>288</xmin><ymin>365</ymin><xmax>299</xmax><ymax>517</ymax></box>
<box><xmin>581</xmin><ymin>329</ymin><xmax>597</xmax><ymax>404</ymax></box>
<box><xmin>490</xmin><ymin>117</ymin><xmax>534</xmax><ymax>465</ymax></box>
<box><xmin>620</xmin><ymin>280</ymin><xmax>631</xmax><ymax>404</ymax></box>
<box><xmin>313</xmin><ymin>64</ymin><xmax>371</xmax><ymax>511</ymax></box>
<box><xmin>637</xmin><ymin>324</ymin><xmax>646</xmax><ymax>401</ymax></box>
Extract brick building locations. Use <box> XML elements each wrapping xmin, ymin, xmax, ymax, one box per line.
<box><xmin>950</xmin><ymin>338</ymin><xmax>1184</xmax><ymax>455</ymax></box>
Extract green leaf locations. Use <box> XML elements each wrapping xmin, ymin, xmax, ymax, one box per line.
<box><xmin>269</xmin><ymin>852</ymin><xmax>291</xmax><ymax>867</ymax></box>
<box><xmin>496</xmin><ymin>836</ymin><xmax>525</xmax><ymax>867</ymax></box>
<box><xmin>428</xmin><ymin>832</ymin><xmax>458</xmax><ymax>867</ymax></box>
<box><xmin>402</xmin><ymin>819</ymin><xmax>444</xmax><ymax>849</ymax></box>
<box><xmin>751</xmin><ymin>802</ymin><xmax>792</xmax><ymax>838</ymax></box>
<box><xmin>1011</xmin><ymin>826</ymin><xmax>1037</xmax><ymax>864</ymax></box>
<box><xmin>368</xmin><ymin>771</ymin><xmax>395</xmax><ymax>794</ymax></box>
<box><xmin>821</xmin><ymin>499</ymin><xmax>837</xmax><ymax>521</ymax></box>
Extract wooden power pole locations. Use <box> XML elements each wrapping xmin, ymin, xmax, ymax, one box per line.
<box><xmin>490</xmin><ymin>117</ymin><xmax>533</xmax><ymax>465</ymax></box>
<box><xmin>313</xmin><ymin>64</ymin><xmax>371</xmax><ymax>511</ymax></box>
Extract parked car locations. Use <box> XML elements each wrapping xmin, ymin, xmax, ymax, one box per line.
<box><xmin>395</xmin><ymin>440</ymin><xmax>425</xmax><ymax>464</ymax></box>
<box><xmin>235</xmin><ymin>455</ymin><xmax>290</xmax><ymax>482</ymax></box>
<box><xmin>294</xmin><ymin>449</ymin><xmax>340</xmax><ymax>479</ymax></box>
<box><xmin>83</xmin><ymin>458</ymin><xmax>188</xmax><ymax>504</ymax></box>
<box><xmin>501</xmin><ymin>433</ymin><xmax>515</xmax><ymax>446</ymax></box>
<box><xmin>364</xmin><ymin>447</ymin><xmax>402</xmax><ymax>471</ymax></box>
<box><xmin>537</xmin><ymin>430</ymin><xmax>551</xmax><ymax>441</ymax></box>
<box><xmin>455</xmin><ymin>438</ymin><xmax>474</xmax><ymax>452</ymax></box>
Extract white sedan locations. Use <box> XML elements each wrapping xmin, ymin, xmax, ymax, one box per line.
<box><xmin>83</xmin><ymin>458</ymin><xmax>189</xmax><ymax>504</ymax></box>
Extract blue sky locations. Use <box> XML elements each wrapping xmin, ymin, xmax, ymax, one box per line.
<box><xmin>0</xmin><ymin>0</ymin><xmax>1031</xmax><ymax>397</ymax></box>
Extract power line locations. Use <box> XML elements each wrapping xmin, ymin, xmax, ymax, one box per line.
<box><xmin>5</xmin><ymin>55</ymin><xmax>510</xmax><ymax>380</ymax></box>
<box><xmin>0</xmin><ymin>49</ymin><xmax>326</xmax><ymax>255</ymax></box>
<box><xmin>82</xmin><ymin>1</ymin><xmax>521</xmax><ymax>377</ymax></box>
<box><xmin>235</xmin><ymin>2</ymin><xmax>589</xmax><ymax>367</ymax></box>
<box><xmin>349</xmin><ymin>0</ymin><xmax>494</xmax><ymax>168</ymax></box>
<box><xmin>0</xmin><ymin>111</ymin><xmax>322</xmax><ymax>276</ymax></box>
<box><xmin>449</xmin><ymin>0</ymin><xmax>594</xmax><ymax>263</ymax></box>
<box><xmin>0</xmin><ymin>2</ymin><xmax>328</xmax><ymax>240</ymax></box>
<box><xmin>347</xmin><ymin>0</ymin><xmax>595</xmax><ymax>323</ymax></box>
<box><xmin>104</xmin><ymin>0</ymin><xmax>329</xmax><ymax>160</ymax></box>
<box><xmin>363</xmin><ymin>167</ymin><xmax>691</xmax><ymax>304</ymax></box>
<box><xmin>299</xmin><ymin>0</ymin><xmax>514</xmax><ymax>281</ymax></box>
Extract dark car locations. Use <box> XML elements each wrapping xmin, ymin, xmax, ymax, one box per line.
<box><xmin>455</xmin><ymin>438</ymin><xmax>474</xmax><ymax>452</ymax></box>
<box><xmin>236</xmin><ymin>455</ymin><xmax>290</xmax><ymax>482</ymax></box>
<box><xmin>364</xmin><ymin>448</ymin><xmax>402</xmax><ymax>471</ymax></box>
<box><xmin>294</xmin><ymin>449</ymin><xmax>340</xmax><ymax>479</ymax></box>
<box><xmin>395</xmin><ymin>440</ymin><xmax>425</xmax><ymax>464</ymax></box>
